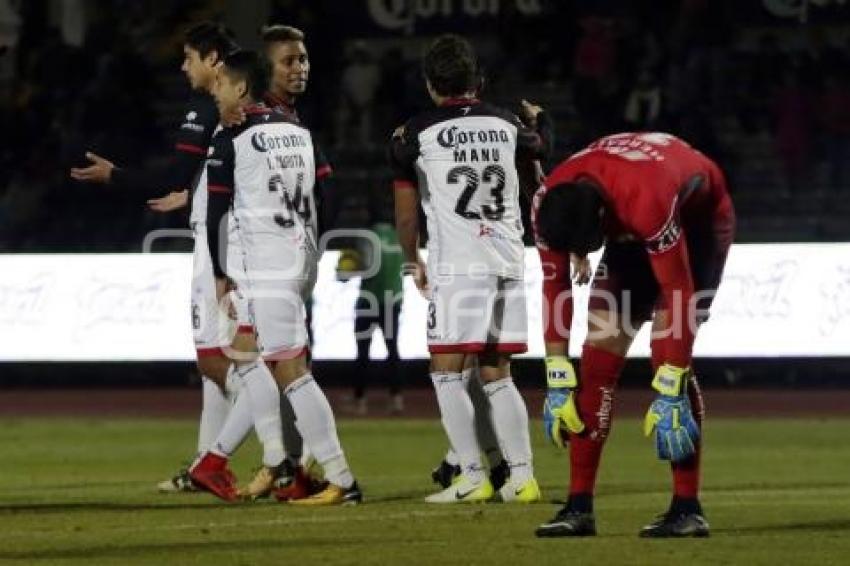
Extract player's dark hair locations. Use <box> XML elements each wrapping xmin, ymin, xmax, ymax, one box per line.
<box><xmin>222</xmin><ymin>50</ymin><xmax>271</xmax><ymax>101</ymax></box>
<box><xmin>537</xmin><ymin>182</ymin><xmax>606</xmax><ymax>255</ymax></box>
<box><xmin>422</xmin><ymin>34</ymin><xmax>479</xmax><ymax>97</ymax></box>
<box><xmin>184</xmin><ymin>21</ymin><xmax>237</xmax><ymax>61</ymax></box>
<box><xmin>261</xmin><ymin>24</ymin><xmax>305</xmax><ymax>44</ymax></box>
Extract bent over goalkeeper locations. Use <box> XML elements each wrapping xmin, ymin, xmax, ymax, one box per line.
<box><xmin>531</xmin><ymin>133</ymin><xmax>735</xmax><ymax>538</ymax></box>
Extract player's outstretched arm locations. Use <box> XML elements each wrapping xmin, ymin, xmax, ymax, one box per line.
<box><xmin>69</xmin><ymin>152</ymin><xmax>117</xmax><ymax>184</ymax></box>
<box><xmin>147</xmin><ymin>190</ymin><xmax>189</xmax><ymax>213</ymax></box>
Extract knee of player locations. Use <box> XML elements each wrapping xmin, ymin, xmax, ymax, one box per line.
<box><xmin>430</xmin><ymin>353</ymin><xmax>465</xmax><ymax>374</ymax></box>
<box><xmin>196</xmin><ymin>355</ymin><xmax>231</xmax><ymax>385</ymax></box>
<box><xmin>585</xmin><ymin>312</ymin><xmax>633</xmax><ymax>357</ymax></box>
<box><xmin>271</xmin><ymin>355</ymin><xmax>310</xmax><ymax>387</ymax></box>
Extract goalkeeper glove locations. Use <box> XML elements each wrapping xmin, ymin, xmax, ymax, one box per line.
<box><xmin>543</xmin><ymin>355</ymin><xmax>585</xmax><ymax>447</ymax></box>
<box><xmin>643</xmin><ymin>364</ymin><xmax>700</xmax><ymax>463</ymax></box>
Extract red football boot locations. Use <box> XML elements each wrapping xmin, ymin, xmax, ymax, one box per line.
<box><xmin>272</xmin><ymin>465</ymin><xmax>327</xmax><ymax>502</ymax></box>
<box><xmin>189</xmin><ymin>452</ymin><xmax>239</xmax><ymax>502</ymax></box>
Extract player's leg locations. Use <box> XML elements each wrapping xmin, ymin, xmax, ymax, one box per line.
<box><xmin>353</xmin><ymin>295</ymin><xmax>376</xmax><ymax>415</ymax></box>
<box><xmin>477</xmin><ymin>278</ymin><xmax>538</xmax><ymax>503</ymax></box>
<box><xmin>190</xmin><ymin>331</ymin><xmax>285</xmax><ymax>502</ymax></box>
<box><xmin>381</xmin><ymin>299</ymin><xmax>404</xmax><ymax>414</ymax></box>
<box><xmin>423</xmin><ymin>275</ymin><xmax>494</xmax><ymax>503</ymax></box>
<box><xmin>229</xmin><ymin>233</ymin><xmax>309</xmax><ymax>500</ymax></box>
<box><xmin>159</xmin><ymin>227</ymin><xmax>237</xmax><ymax>494</ymax></box>
<box><xmin>259</xmin><ymin>276</ymin><xmax>360</xmax><ymax>505</ymax></box>
<box><xmin>639</xmin><ymin>221</ymin><xmax>731</xmax><ymax>537</ymax></box>
<box><xmin>425</xmin><ymin>351</ymin><xmax>493</xmax><ymax>503</ymax></box>
<box><xmin>430</xmin><ymin>353</ymin><xmax>472</xmax><ymax>489</ymax></box>
<box><xmin>468</xmin><ymin>358</ymin><xmax>509</xmax><ymax>487</ymax></box>
<box><xmin>190</xmin><ymin>283</ymin><xmax>289</xmax><ymax>501</ymax></box>
<box><xmin>537</xmin><ymin>242</ymin><xmax>654</xmax><ymax>536</ymax></box>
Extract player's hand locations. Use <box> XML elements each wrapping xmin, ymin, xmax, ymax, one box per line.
<box><xmin>223</xmin><ymin>288</ymin><xmax>239</xmax><ymax>320</ymax></box>
<box><xmin>404</xmin><ymin>259</ymin><xmax>429</xmax><ymax>299</ymax></box>
<box><xmin>519</xmin><ymin>99</ymin><xmax>544</xmax><ymax>126</ymax></box>
<box><xmin>220</xmin><ymin>106</ymin><xmax>246</xmax><ymax>127</ymax></box>
<box><xmin>147</xmin><ymin>190</ymin><xmax>189</xmax><ymax>213</ymax></box>
<box><xmin>570</xmin><ymin>253</ymin><xmax>592</xmax><ymax>285</ymax></box>
<box><xmin>70</xmin><ymin>152</ymin><xmax>116</xmax><ymax>184</ymax></box>
<box><xmin>643</xmin><ymin>364</ymin><xmax>700</xmax><ymax>462</ymax></box>
<box><xmin>214</xmin><ymin>277</ymin><xmax>233</xmax><ymax>303</ymax></box>
<box><xmin>543</xmin><ymin>355</ymin><xmax>584</xmax><ymax>447</ymax></box>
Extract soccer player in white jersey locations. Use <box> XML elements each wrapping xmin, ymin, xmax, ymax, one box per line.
<box><xmin>144</xmin><ymin>25</ymin><xmax>330</xmax><ymax>501</ymax></box>
<box><xmin>70</xmin><ymin>23</ymin><xmax>279</xmax><ymax>493</ymax></box>
<box><xmin>194</xmin><ymin>50</ymin><xmax>361</xmax><ymax>505</ymax></box>
<box><xmin>390</xmin><ymin>35</ymin><xmax>553</xmax><ymax>503</ymax></box>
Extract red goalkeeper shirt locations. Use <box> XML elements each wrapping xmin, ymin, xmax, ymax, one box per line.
<box><xmin>532</xmin><ymin>132</ymin><xmax>734</xmax><ymax>366</ymax></box>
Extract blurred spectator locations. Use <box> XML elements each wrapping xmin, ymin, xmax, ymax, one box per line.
<box><xmin>623</xmin><ymin>68</ymin><xmax>662</xmax><ymax>130</ymax></box>
<box><xmin>336</xmin><ymin>41</ymin><xmax>380</xmax><ymax>147</ymax></box>
<box><xmin>737</xmin><ymin>33</ymin><xmax>786</xmax><ymax>134</ymax></box>
<box><xmin>374</xmin><ymin>47</ymin><xmax>407</xmax><ymax>138</ymax></box>
<box><xmin>772</xmin><ymin>67</ymin><xmax>814</xmax><ymax>194</ymax></box>
<box><xmin>573</xmin><ymin>16</ymin><xmax>621</xmax><ymax>140</ymax></box>
<box><xmin>818</xmin><ymin>72</ymin><xmax>850</xmax><ymax>191</ymax></box>
<box><xmin>0</xmin><ymin>0</ymin><xmax>20</xmax><ymax>94</ymax></box>
<box><xmin>350</xmin><ymin>195</ymin><xmax>404</xmax><ymax>415</ymax></box>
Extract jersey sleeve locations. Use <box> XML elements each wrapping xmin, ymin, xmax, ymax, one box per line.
<box><xmin>532</xmin><ymin>184</ymin><xmax>574</xmax><ymax>344</ymax></box>
<box><xmin>111</xmin><ymin>97</ymin><xmax>218</xmax><ymax>196</ymax></box>
<box><xmin>645</xmin><ymin>209</ymin><xmax>696</xmax><ymax>368</ymax></box>
<box><xmin>174</xmin><ymin>99</ymin><xmax>217</xmax><ymax>157</ymax></box>
<box><xmin>539</xmin><ymin>246</ymin><xmax>574</xmax><ymax>344</ymax></box>
<box><xmin>388</xmin><ymin>122</ymin><xmax>419</xmax><ymax>191</ymax></box>
<box><xmin>205</xmin><ymin>131</ymin><xmax>235</xmax><ymax>278</ymax></box>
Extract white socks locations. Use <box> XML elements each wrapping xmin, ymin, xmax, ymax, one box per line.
<box><xmin>284</xmin><ymin>373</ymin><xmax>353</xmax><ymax>488</ymax></box>
<box><xmin>466</xmin><ymin>368</ymin><xmax>504</xmax><ymax>469</ymax></box>
<box><xmin>482</xmin><ymin>377</ymin><xmax>533</xmax><ymax>483</ymax></box>
<box><xmin>443</xmin><ymin>448</ymin><xmax>459</xmax><ymax>467</ymax></box>
<box><xmin>431</xmin><ymin>371</ymin><xmax>484</xmax><ymax>485</ymax></box>
<box><xmin>197</xmin><ymin>376</ymin><xmax>231</xmax><ymax>454</ymax></box>
<box><xmin>210</xmin><ymin>378</ymin><xmax>253</xmax><ymax>458</ymax></box>
<box><xmin>238</xmin><ymin>360</ymin><xmax>286</xmax><ymax>467</ymax></box>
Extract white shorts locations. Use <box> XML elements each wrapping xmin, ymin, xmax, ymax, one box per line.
<box><xmin>191</xmin><ymin>222</ymin><xmax>252</xmax><ymax>357</ymax></box>
<box><xmin>427</xmin><ymin>274</ymin><xmax>527</xmax><ymax>354</ymax></box>
<box><xmin>241</xmin><ymin>249</ymin><xmax>317</xmax><ymax>361</ymax></box>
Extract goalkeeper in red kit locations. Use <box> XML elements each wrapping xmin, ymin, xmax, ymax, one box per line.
<box><xmin>532</xmin><ymin>133</ymin><xmax>735</xmax><ymax>538</ymax></box>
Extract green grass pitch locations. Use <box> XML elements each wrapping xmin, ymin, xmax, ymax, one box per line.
<box><xmin>1</xmin><ymin>417</ymin><xmax>849</xmax><ymax>565</ymax></box>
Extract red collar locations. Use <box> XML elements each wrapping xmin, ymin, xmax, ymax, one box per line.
<box><xmin>264</xmin><ymin>91</ymin><xmax>295</xmax><ymax>111</ymax></box>
<box><xmin>245</xmin><ymin>103</ymin><xmax>272</xmax><ymax>115</ymax></box>
<box><xmin>440</xmin><ymin>97</ymin><xmax>480</xmax><ymax>107</ymax></box>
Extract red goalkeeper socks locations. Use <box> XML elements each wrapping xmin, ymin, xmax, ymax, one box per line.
<box><xmin>671</xmin><ymin>375</ymin><xmax>705</xmax><ymax>498</ymax></box>
<box><xmin>568</xmin><ymin>345</ymin><xmax>626</xmax><ymax>496</ymax></box>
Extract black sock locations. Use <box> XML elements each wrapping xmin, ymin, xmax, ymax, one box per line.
<box><xmin>567</xmin><ymin>492</ymin><xmax>594</xmax><ymax>514</ymax></box>
<box><xmin>671</xmin><ymin>496</ymin><xmax>703</xmax><ymax>515</ymax></box>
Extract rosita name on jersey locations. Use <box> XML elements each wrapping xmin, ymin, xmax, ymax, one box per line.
<box><xmin>266</xmin><ymin>153</ymin><xmax>306</xmax><ymax>170</ymax></box>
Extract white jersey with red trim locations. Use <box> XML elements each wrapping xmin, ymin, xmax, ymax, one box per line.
<box><xmin>390</xmin><ymin>100</ymin><xmax>549</xmax><ymax>279</ymax></box>
<box><xmin>206</xmin><ymin>107</ymin><xmax>328</xmax><ymax>278</ymax></box>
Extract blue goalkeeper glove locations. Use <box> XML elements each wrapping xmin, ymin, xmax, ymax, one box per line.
<box><xmin>543</xmin><ymin>356</ymin><xmax>584</xmax><ymax>447</ymax></box>
<box><xmin>643</xmin><ymin>364</ymin><xmax>700</xmax><ymax>463</ymax></box>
